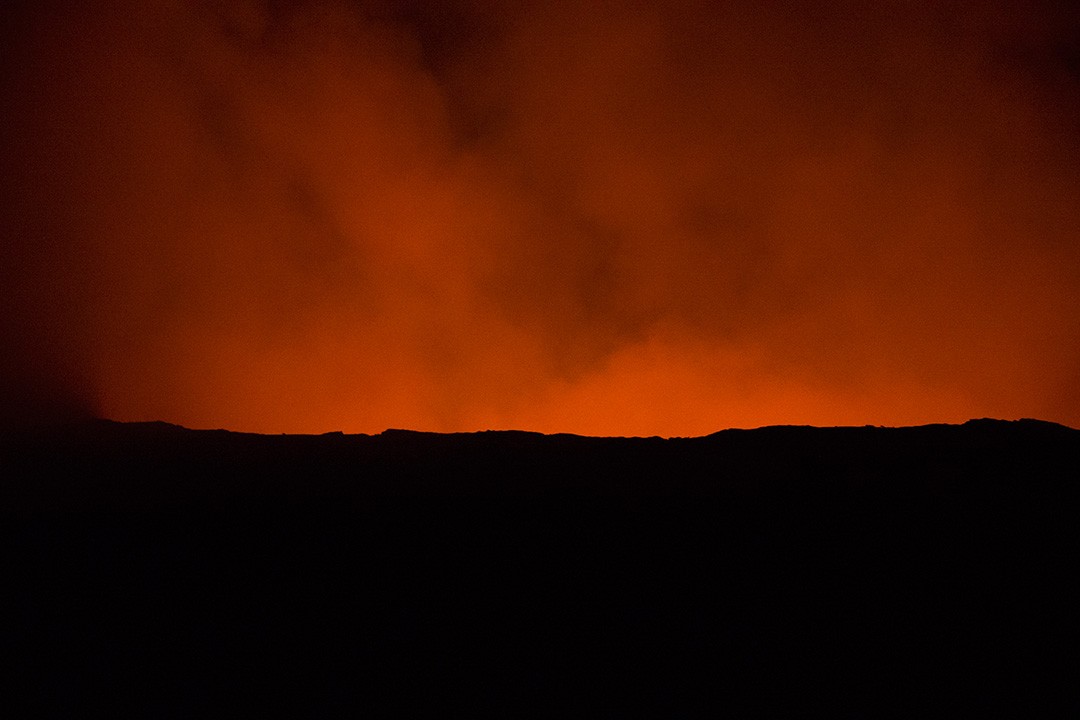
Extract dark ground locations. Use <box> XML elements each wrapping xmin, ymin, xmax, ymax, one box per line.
<box><xmin>2</xmin><ymin>418</ymin><xmax>1078</xmax><ymax>715</ymax></box>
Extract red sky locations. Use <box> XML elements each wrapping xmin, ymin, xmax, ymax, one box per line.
<box><xmin>2</xmin><ymin>0</ymin><xmax>1078</xmax><ymax>435</ymax></box>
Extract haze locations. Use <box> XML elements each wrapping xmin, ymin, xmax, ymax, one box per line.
<box><xmin>2</xmin><ymin>0</ymin><xmax>1077</xmax><ymax>435</ymax></box>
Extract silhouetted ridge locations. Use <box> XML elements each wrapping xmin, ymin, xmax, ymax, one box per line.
<box><xmin>3</xmin><ymin>418</ymin><xmax>1078</xmax><ymax>714</ymax></box>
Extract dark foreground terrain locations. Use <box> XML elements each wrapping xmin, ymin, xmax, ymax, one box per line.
<box><xmin>3</xmin><ymin>418</ymin><xmax>1079</xmax><ymax>715</ymax></box>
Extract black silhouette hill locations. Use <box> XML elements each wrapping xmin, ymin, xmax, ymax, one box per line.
<box><xmin>3</xmin><ymin>418</ymin><xmax>1079</xmax><ymax>715</ymax></box>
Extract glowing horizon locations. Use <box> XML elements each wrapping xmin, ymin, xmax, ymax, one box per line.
<box><xmin>3</xmin><ymin>1</ymin><xmax>1078</xmax><ymax>436</ymax></box>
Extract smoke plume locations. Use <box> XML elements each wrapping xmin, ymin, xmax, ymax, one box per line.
<box><xmin>2</xmin><ymin>0</ymin><xmax>1077</xmax><ymax>433</ymax></box>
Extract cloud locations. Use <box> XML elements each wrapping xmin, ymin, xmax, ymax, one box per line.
<box><xmin>2</xmin><ymin>0</ymin><xmax>1077</xmax><ymax>432</ymax></box>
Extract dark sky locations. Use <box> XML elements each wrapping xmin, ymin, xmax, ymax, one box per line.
<box><xmin>2</xmin><ymin>0</ymin><xmax>1078</xmax><ymax>434</ymax></box>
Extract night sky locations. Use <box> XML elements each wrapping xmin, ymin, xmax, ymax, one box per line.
<box><xmin>2</xmin><ymin>0</ymin><xmax>1078</xmax><ymax>435</ymax></box>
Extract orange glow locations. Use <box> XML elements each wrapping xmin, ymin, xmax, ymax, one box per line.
<box><xmin>2</xmin><ymin>1</ymin><xmax>1078</xmax><ymax>434</ymax></box>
